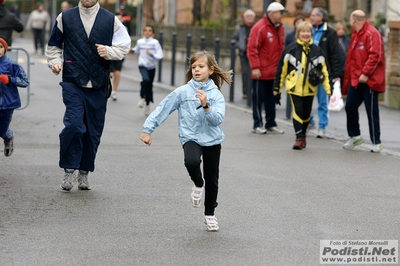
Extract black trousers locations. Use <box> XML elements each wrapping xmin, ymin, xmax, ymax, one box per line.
<box><xmin>345</xmin><ymin>83</ymin><xmax>381</xmax><ymax>144</ymax></box>
<box><xmin>183</xmin><ymin>141</ymin><xmax>221</xmax><ymax>216</ymax></box>
<box><xmin>252</xmin><ymin>79</ymin><xmax>277</xmax><ymax>129</ymax></box>
<box><xmin>290</xmin><ymin>94</ymin><xmax>314</xmax><ymax>138</ymax></box>
<box><xmin>32</xmin><ymin>28</ymin><xmax>45</xmax><ymax>53</ymax></box>
<box><xmin>139</xmin><ymin>66</ymin><xmax>155</xmax><ymax>105</ymax></box>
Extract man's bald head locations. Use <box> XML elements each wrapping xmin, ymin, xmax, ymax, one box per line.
<box><xmin>349</xmin><ymin>10</ymin><xmax>367</xmax><ymax>31</ymax></box>
<box><xmin>351</xmin><ymin>10</ymin><xmax>366</xmax><ymax>21</ymax></box>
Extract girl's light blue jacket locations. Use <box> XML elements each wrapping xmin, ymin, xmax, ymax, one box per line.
<box><xmin>143</xmin><ymin>78</ymin><xmax>225</xmax><ymax>146</ymax></box>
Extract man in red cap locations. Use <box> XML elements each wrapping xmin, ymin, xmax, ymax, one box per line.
<box><xmin>0</xmin><ymin>0</ymin><xmax>24</xmax><ymax>46</ymax></box>
<box><xmin>0</xmin><ymin>36</ymin><xmax>30</xmax><ymax>156</ymax></box>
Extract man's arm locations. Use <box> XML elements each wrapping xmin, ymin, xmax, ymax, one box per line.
<box><xmin>103</xmin><ymin>18</ymin><xmax>131</xmax><ymax>60</ymax></box>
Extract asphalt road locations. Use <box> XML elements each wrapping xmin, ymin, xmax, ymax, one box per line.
<box><xmin>1</xmin><ymin>38</ymin><xmax>399</xmax><ymax>266</ymax></box>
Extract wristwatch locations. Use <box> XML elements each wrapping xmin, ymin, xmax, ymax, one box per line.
<box><xmin>202</xmin><ymin>102</ymin><xmax>210</xmax><ymax>109</ymax></box>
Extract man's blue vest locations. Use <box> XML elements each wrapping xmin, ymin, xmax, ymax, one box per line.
<box><xmin>61</xmin><ymin>7</ymin><xmax>114</xmax><ymax>88</ymax></box>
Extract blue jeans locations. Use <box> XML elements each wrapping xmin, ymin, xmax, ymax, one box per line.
<box><xmin>0</xmin><ymin>109</ymin><xmax>14</xmax><ymax>142</ymax></box>
<box><xmin>309</xmin><ymin>84</ymin><xmax>328</xmax><ymax>130</ymax></box>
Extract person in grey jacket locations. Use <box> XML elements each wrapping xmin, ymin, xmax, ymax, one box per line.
<box><xmin>141</xmin><ymin>51</ymin><xmax>232</xmax><ymax>232</ymax></box>
<box><xmin>232</xmin><ymin>9</ymin><xmax>255</xmax><ymax>105</ymax></box>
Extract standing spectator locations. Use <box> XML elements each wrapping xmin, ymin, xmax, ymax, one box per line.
<box><xmin>46</xmin><ymin>0</ymin><xmax>131</xmax><ymax>191</ymax></box>
<box><xmin>9</xmin><ymin>3</ymin><xmax>20</xmax><ymax>19</ymax></box>
<box><xmin>0</xmin><ymin>0</ymin><xmax>24</xmax><ymax>46</ymax></box>
<box><xmin>342</xmin><ymin>10</ymin><xmax>385</xmax><ymax>153</ymax></box>
<box><xmin>233</xmin><ymin>9</ymin><xmax>255</xmax><ymax>104</ymax></box>
<box><xmin>0</xmin><ymin>37</ymin><xmax>30</xmax><ymax>157</ymax></box>
<box><xmin>26</xmin><ymin>2</ymin><xmax>51</xmax><ymax>55</ymax></box>
<box><xmin>140</xmin><ymin>51</ymin><xmax>232</xmax><ymax>232</ymax></box>
<box><xmin>308</xmin><ymin>7</ymin><xmax>341</xmax><ymax>138</ymax></box>
<box><xmin>247</xmin><ymin>2</ymin><xmax>286</xmax><ymax>134</ymax></box>
<box><xmin>284</xmin><ymin>15</ymin><xmax>304</xmax><ymax>47</ymax></box>
<box><xmin>273</xmin><ymin>22</ymin><xmax>331</xmax><ymax>150</ymax></box>
<box><xmin>61</xmin><ymin>1</ymin><xmax>70</xmax><ymax>11</ymax></box>
<box><xmin>132</xmin><ymin>25</ymin><xmax>163</xmax><ymax>116</ymax></box>
<box><xmin>335</xmin><ymin>21</ymin><xmax>350</xmax><ymax>84</ymax></box>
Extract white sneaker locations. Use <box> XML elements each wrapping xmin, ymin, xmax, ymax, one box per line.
<box><xmin>191</xmin><ymin>186</ymin><xmax>203</xmax><ymax>207</ymax></box>
<box><xmin>267</xmin><ymin>126</ymin><xmax>284</xmax><ymax>134</ymax></box>
<box><xmin>77</xmin><ymin>170</ymin><xmax>91</xmax><ymax>190</ymax></box>
<box><xmin>204</xmin><ymin>215</ymin><xmax>219</xmax><ymax>232</ymax></box>
<box><xmin>144</xmin><ymin>105</ymin><xmax>150</xmax><ymax>116</ymax></box>
<box><xmin>137</xmin><ymin>98</ymin><xmax>145</xmax><ymax>108</ymax></box>
<box><xmin>111</xmin><ymin>92</ymin><xmax>117</xmax><ymax>101</ymax></box>
<box><xmin>60</xmin><ymin>169</ymin><xmax>75</xmax><ymax>191</ymax></box>
<box><xmin>317</xmin><ymin>129</ymin><xmax>325</xmax><ymax>139</ymax></box>
<box><xmin>371</xmin><ymin>144</ymin><xmax>383</xmax><ymax>153</ymax></box>
<box><xmin>252</xmin><ymin>127</ymin><xmax>267</xmax><ymax>134</ymax></box>
<box><xmin>343</xmin><ymin>135</ymin><xmax>364</xmax><ymax>150</ymax></box>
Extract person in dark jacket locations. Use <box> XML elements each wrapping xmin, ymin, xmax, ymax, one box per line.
<box><xmin>308</xmin><ymin>7</ymin><xmax>341</xmax><ymax>138</ymax></box>
<box><xmin>284</xmin><ymin>15</ymin><xmax>304</xmax><ymax>48</ymax></box>
<box><xmin>0</xmin><ymin>0</ymin><xmax>24</xmax><ymax>46</ymax></box>
<box><xmin>0</xmin><ymin>37</ymin><xmax>30</xmax><ymax>157</ymax></box>
<box><xmin>46</xmin><ymin>0</ymin><xmax>131</xmax><ymax>191</ymax></box>
<box><xmin>273</xmin><ymin>22</ymin><xmax>331</xmax><ymax>150</ymax></box>
<box><xmin>233</xmin><ymin>9</ymin><xmax>255</xmax><ymax>104</ymax></box>
<box><xmin>335</xmin><ymin>21</ymin><xmax>350</xmax><ymax>83</ymax></box>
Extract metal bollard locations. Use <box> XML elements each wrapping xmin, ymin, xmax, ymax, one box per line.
<box><xmin>229</xmin><ymin>39</ymin><xmax>236</xmax><ymax>102</ymax></box>
<box><xmin>171</xmin><ymin>32</ymin><xmax>177</xmax><ymax>86</ymax></box>
<box><xmin>200</xmin><ymin>35</ymin><xmax>206</xmax><ymax>51</ymax></box>
<box><xmin>186</xmin><ymin>33</ymin><xmax>192</xmax><ymax>69</ymax></box>
<box><xmin>158</xmin><ymin>31</ymin><xmax>163</xmax><ymax>82</ymax></box>
<box><xmin>214</xmin><ymin>38</ymin><xmax>220</xmax><ymax>63</ymax></box>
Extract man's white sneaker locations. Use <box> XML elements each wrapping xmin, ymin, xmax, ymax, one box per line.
<box><xmin>267</xmin><ymin>126</ymin><xmax>284</xmax><ymax>134</ymax></box>
<box><xmin>252</xmin><ymin>127</ymin><xmax>267</xmax><ymax>134</ymax></box>
<box><xmin>144</xmin><ymin>105</ymin><xmax>150</xmax><ymax>116</ymax></box>
<box><xmin>77</xmin><ymin>170</ymin><xmax>91</xmax><ymax>190</ymax></box>
<box><xmin>204</xmin><ymin>215</ymin><xmax>219</xmax><ymax>232</ymax></box>
<box><xmin>191</xmin><ymin>186</ymin><xmax>203</xmax><ymax>207</ymax></box>
<box><xmin>317</xmin><ymin>129</ymin><xmax>325</xmax><ymax>139</ymax></box>
<box><xmin>343</xmin><ymin>136</ymin><xmax>364</xmax><ymax>150</ymax></box>
<box><xmin>137</xmin><ymin>98</ymin><xmax>145</xmax><ymax>108</ymax></box>
<box><xmin>371</xmin><ymin>144</ymin><xmax>383</xmax><ymax>153</ymax></box>
<box><xmin>61</xmin><ymin>169</ymin><xmax>75</xmax><ymax>191</ymax></box>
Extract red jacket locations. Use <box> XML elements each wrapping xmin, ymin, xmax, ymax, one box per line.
<box><xmin>247</xmin><ymin>14</ymin><xmax>284</xmax><ymax>80</ymax></box>
<box><xmin>343</xmin><ymin>21</ymin><xmax>385</xmax><ymax>95</ymax></box>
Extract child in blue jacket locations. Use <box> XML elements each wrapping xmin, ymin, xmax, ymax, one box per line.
<box><xmin>140</xmin><ymin>51</ymin><xmax>232</xmax><ymax>232</ymax></box>
<box><xmin>0</xmin><ymin>37</ymin><xmax>30</xmax><ymax>156</ymax></box>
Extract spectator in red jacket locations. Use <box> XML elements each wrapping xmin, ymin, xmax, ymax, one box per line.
<box><xmin>342</xmin><ymin>10</ymin><xmax>385</xmax><ymax>153</ymax></box>
<box><xmin>247</xmin><ymin>2</ymin><xmax>286</xmax><ymax>135</ymax></box>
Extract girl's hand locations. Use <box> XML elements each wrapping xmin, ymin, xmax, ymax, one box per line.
<box><xmin>195</xmin><ymin>89</ymin><xmax>207</xmax><ymax>107</ymax></box>
<box><xmin>141</xmin><ymin>132</ymin><xmax>152</xmax><ymax>146</ymax></box>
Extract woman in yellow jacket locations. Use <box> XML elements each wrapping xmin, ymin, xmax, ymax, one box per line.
<box><xmin>273</xmin><ymin>21</ymin><xmax>331</xmax><ymax>150</ymax></box>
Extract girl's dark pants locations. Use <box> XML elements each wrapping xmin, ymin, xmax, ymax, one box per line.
<box><xmin>183</xmin><ymin>141</ymin><xmax>221</xmax><ymax>216</ymax></box>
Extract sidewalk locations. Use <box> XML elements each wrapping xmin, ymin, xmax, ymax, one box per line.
<box><xmin>11</xmin><ymin>37</ymin><xmax>400</xmax><ymax>157</ymax></box>
<box><xmin>121</xmin><ymin>48</ymin><xmax>400</xmax><ymax>157</ymax></box>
